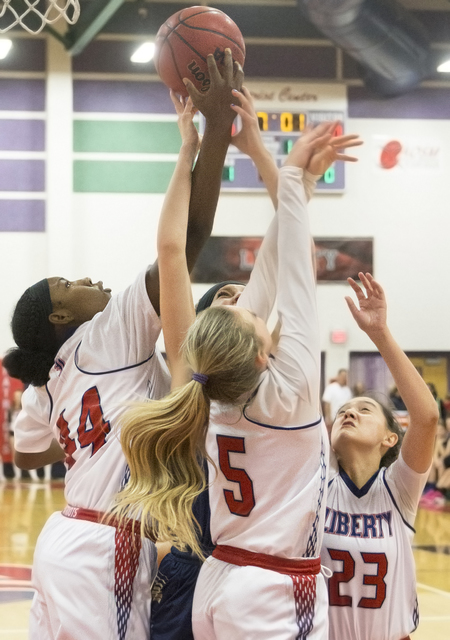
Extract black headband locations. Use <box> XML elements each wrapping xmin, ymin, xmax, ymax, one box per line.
<box><xmin>196</xmin><ymin>281</ymin><xmax>245</xmax><ymax>314</ymax></box>
<box><xmin>29</xmin><ymin>279</ymin><xmax>53</xmax><ymax>318</ymax></box>
<box><xmin>13</xmin><ymin>279</ymin><xmax>56</xmax><ymax>353</ymax></box>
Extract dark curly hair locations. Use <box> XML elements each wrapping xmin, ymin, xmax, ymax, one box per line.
<box><xmin>3</xmin><ymin>280</ymin><xmax>58</xmax><ymax>387</ymax></box>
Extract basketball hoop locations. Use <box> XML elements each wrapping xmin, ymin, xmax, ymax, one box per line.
<box><xmin>0</xmin><ymin>0</ymin><xmax>80</xmax><ymax>35</ymax></box>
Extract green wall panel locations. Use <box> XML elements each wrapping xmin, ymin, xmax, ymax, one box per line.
<box><xmin>74</xmin><ymin>160</ymin><xmax>176</xmax><ymax>193</ymax></box>
<box><xmin>74</xmin><ymin>121</ymin><xmax>182</xmax><ymax>153</ymax></box>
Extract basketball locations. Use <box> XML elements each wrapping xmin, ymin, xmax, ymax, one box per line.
<box><xmin>154</xmin><ymin>6</ymin><xmax>245</xmax><ymax>97</ymax></box>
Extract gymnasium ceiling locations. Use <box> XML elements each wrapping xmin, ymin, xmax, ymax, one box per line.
<box><xmin>3</xmin><ymin>0</ymin><xmax>450</xmax><ymax>94</ymax></box>
<box><xmin>64</xmin><ymin>0</ymin><xmax>450</xmax><ymax>55</ymax></box>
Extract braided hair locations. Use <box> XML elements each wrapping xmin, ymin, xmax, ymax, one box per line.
<box><xmin>3</xmin><ymin>279</ymin><xmax>58</xmax><ymax>387</ymax></box>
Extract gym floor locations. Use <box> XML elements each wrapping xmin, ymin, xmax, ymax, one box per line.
<box><xmin>0</xmin><ymin>479</ymin><xmax>449</xmax><ymax>639</ymax></box>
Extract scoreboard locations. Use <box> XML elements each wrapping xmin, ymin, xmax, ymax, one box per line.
<box><xmin>203</xmin><ymin>82</ymin><xmax>347</xmax><ymax>193</ymax></box>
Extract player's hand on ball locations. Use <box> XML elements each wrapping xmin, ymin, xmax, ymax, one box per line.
<box><xmin>183</xmin><ymin>48</ymin><xmax>244</xmax><ymax>127</ymax></box>
<box><xmin>170</xmin><ymin>91</ymin><xmax>201</xmax><ymax>154</ymax></box>
<box><xmin>307</xmin><ymin>126</ymin><xmax>363</xmax><ymax>176</ymax></box>
<box><xmin>345</xmin><ymin>273</ymin><xmax>387</xmax><ymax>337</ymax></box>
<box><xmin>230</xmin><ymin>86</ymin><xmax>266</xmax><ymax>158</ymax></box>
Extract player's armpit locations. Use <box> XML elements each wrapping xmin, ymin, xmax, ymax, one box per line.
<box><xmin>15</xmin><ymin>438</ymin><xmax>65</xmax><ymax>470</ymax></box>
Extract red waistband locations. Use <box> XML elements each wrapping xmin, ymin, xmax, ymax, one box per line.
<box><xmin>61</xmin><ymin>506</ymin><xmax>154</xmax><ymax>540</ymax></box>
<box><xmin>212</xmin><ymin>545</ymin><xmax>321</xmax><ymax>577</ymax></box>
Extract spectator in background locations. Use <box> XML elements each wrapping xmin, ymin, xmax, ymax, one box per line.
<box><xmin>389</xmin><ymin>385</ymin><xmax>407</xmax><ymax>411</ymax></box>
<box><xmin>352</xmin><ymin>381</ymin><xmax>366</xmax><ymax>397</ymax></box>
<box><xmin>420</xmin><ymin>420</ymin><xmax>449</xmax><ymax>508</ymax></box>
<box><xmin>322</xmin><ymin>368</ymin><xmax>352</xmax><ymax>429</ymax></box>
<box><xmin>436</xmin><ymin>425</ymin><xmax>450</xmax><ymax>502</ymax></box>
<box><xmin>443</xmin><ymin>393</ymin><xmax>450</xmax><ymax>430</ymax></box>
<box><xmin>420</xmin><ymin>385</ymin><xmax>449</xmax><ymax>507</ymax></box>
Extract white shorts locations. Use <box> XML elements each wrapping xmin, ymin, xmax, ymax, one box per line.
<box><xmin>29</xmin><ymin>511</ymin><xmax>157</xmax><ymax>640</ymax></box>
<box><xmin>192</xmin><ymin>556</ymin><xmax>328</xmax><ymax>640</ymax></box>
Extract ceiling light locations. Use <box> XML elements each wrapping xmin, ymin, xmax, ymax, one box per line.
<box><xmin>437</xmin><ymin>59</ymin><xmax>450</xmax><ymax>73</ymax></box>
<box><xmin>0</xmin><ymin>39</ymin><xmax>12</xmax><ymax>60</ymax></box>
<box><xmin>131</xmin><ymin>42</ymin><xmax>155</xmax><ymax>64</ymax></box>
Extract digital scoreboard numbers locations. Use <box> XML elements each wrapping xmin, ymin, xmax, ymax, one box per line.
<box><xmin>211</xmin><ymin>82</ymin><xmax>347</xmax><ymax>194</ymax></box>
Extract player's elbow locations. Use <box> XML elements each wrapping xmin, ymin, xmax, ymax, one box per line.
<box><xmin>157</xmin><ymin>238</ymin><xmax>185</xmax><ymax>261</ymax></box>
<box><xmin>14</xmin><ymin>450</ymin><xmax>38</xmax><ymax>470</ymax></box>
<box><xmin>426</xmin><ymin>404</ymin><xmax>440</xmax><ymax>431</ymax></box>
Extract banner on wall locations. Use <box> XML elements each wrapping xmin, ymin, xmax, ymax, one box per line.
<box><xmin>373</xmin><ymin>136</ymin><xmax>442</xmax><ymax>172</ymax></box>
<box><xmin>191</xmin><ymin>237</ymin><xmax>373</xmax><ymax>284</ymax></box>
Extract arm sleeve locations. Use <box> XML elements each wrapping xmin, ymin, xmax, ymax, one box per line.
<box><xmin>385</xmin><ymin>451</ymin><xmax>430</xmax><ymax>525</ymax></box>
<box><xmin>13</xmin><ymin>386</ymin><xmax>54</xmax><ymax>453</ymax></box>
<box><xmin>77</xmin><ymin>268</ymin><xmax>162</xmax><ymax>371</ymax></box>
<box><xmin>246</xmin><ymin>167</ymin><xmax>320</xmax><ymax>426</ymax></box>
<box><xmin>237</xmin><ymin>170</ymin><xmax>319</xmax><ymax>322</ymax></box>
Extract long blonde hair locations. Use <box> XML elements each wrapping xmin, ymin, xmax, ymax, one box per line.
<box><xmin>114</xmin><ymin>306</ymin><xmax>263</xmax><ymax>558</ymax></box>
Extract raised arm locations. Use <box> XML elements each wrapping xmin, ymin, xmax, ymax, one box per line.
<box><xmin>345</xmin><ymin>273</ymin><xmax>439</xmax><ymax>473</ymax></box>
<box><xmin>147</xmin><ymin>50</ymin><xmax>243</xmax><ymax>314</ymax></box>
<box><xmin>157</xmin><ymin>96</ymin><xmax>199</xmax><ymax>388</ymax></box>
<box><xmin>237</xmin><ymin>117</ymin><xmax>362</xmax><ymax>323</ymax></box>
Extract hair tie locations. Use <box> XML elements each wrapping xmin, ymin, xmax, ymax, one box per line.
<box><xmin>192</xmin><ymin>372</ymin><xmax>208</xmax><ymax>385</ymax></box>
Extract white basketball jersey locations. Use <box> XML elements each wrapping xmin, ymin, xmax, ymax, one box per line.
<box><xmin>208</xmin><ymin>166</ymin><xmax>328</xmax><ymax>560</ymax></box>
<box><xmin>14</xmin><ymin>269</ymin><xmax>171</xmax><ymax>511</ymax></box>
<box><xmin>208</xmin><ymin>407</ymin><xmax>328</xmax><ymax>559</ymax></box>
<box><xmin>322</xmin><ymin>453</ymin><xmax>428</xmax><ymax>640</ymax></box>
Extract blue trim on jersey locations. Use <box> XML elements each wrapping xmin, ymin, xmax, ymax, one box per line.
<box><xmin>243</xmin><ymin>408</ymin><xmax>322</xmax><ymax>431</ymax></box>
<box><xmin>382</xmin><ymin>471</ymin><xmax>416</xmax><ymax>533</ymax></box>
<box><xmin>45</xmin><ymin>383</ymin><xmax>54</xmax><ymax>421</ymax></box>
<box><xmin>74</xmin><ymin>342</ymin><xmax>155</xmax><ymax>375</ymax></box>
<box><xmin>339</xmin><ymin>467</ymin><xmax>380</xmax><ymax>498</ymax></box>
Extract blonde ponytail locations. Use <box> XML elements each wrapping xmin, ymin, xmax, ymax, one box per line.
<box><xmin>114</xmin><ymin>305</ymin><xmax>263</xmax><ymax>558</ymax></box>
<box><xmin>115</xmin><ymin>380</ymin><xmax>210</xmax><ymax>558</ymax></box>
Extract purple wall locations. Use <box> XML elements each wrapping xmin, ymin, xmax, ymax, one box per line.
<box><xmin>0</xmin><ymin>79</ymin><xmax>45</xmax><ymax>111</ymax></box>
<box><xmin>0</xmin><ymin>200</ymin><xmax>45</xmax><ymax>231</ymax></box>
<box><xmin>73</xmin><ymin>79</ymin><xmax>174</xmax><ymax>113</ymax></box>
<box><xmin>0</xmin><ymin>120</ymin><xmax>45</xmax><ymax>151</ymax></box>
<box><xmin>0</xmin><ymin>160</ymin><xmax>45</xmax><ymax>191</ymax></box>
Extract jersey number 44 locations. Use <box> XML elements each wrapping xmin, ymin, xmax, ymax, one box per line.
<box><xmin>56</xmin><ymin>386</ymin><xmax>111</xmax><ymax>469</ymax></box>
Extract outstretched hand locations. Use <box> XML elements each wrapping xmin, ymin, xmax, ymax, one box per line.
<box><xmin>170</xmin><ymin>91</ymin><xmax>201</xmax><ymax>154</ymax></box>
<box><xmin>345</xmin><ymin>273</ymin><xmax>387</xmax><ymax>337</ymax></box>
<box><xmin>183</xmin><ymin>49</ymin><xmax>244</xmax><ymax>127</ymax></box>
<box><xmin>307</xmin><ymin>127</ymin><xmax>363</xmax><ymax>176</ymax></box>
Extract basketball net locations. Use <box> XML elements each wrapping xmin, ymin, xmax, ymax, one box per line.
<box><xmin>0</xmin><ymin>0</ymin><xmax>80</xmax><ymax>34</ymax></box>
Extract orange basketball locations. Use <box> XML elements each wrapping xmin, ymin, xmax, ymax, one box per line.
<box><xmin>154</xmin><ymin>6</ymin><xmax>245</xmax><ymax>97</ymax></box>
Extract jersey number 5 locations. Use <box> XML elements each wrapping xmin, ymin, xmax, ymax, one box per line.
<box><xmin>327</xmin><ymin>549</ymin><xmax>388</xmax><ymax>609</ymax></box>
<box><xmin>217</xmin><ymin>435</ymin><xmax>255</xmax><ymax>517</ymax></box>
<box><xmin>57</xmin><ymin>386</ymin><xmax>111</xmax><ymax>469</ymax></box>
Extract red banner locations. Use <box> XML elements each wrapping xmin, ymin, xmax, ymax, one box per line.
<box><xmin>0</xmin><ymin>362</ymin><xmax>23</xmax><ymax>464</ymax></box>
